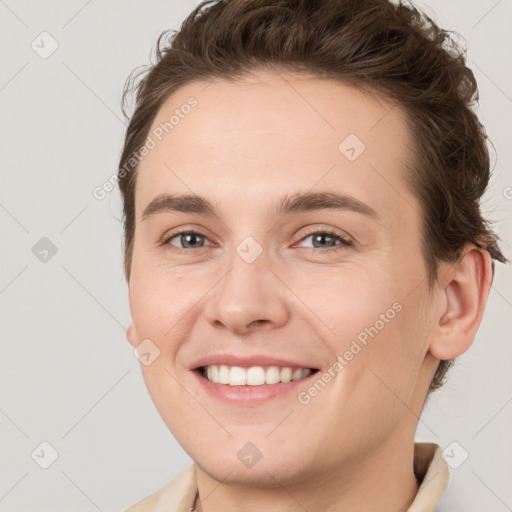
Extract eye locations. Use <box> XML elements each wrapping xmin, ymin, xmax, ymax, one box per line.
<box><xmin>161</xmin><ymin>228</ymin><xmax>352</xmax><ymax>253</ymax></box>
<box><xmin>164</xmin><ymin>230</ymin><xmax>213</xmax><ymax>251</ymax></box>
<box><xmin>296</xmin><ymin>230</ymin><xmax>352</xmax><ymax>251</ymax></box>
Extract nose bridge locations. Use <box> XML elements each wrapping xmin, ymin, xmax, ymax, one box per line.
<box><xmin>204</xmin><ymin>236</ymin><xmax>290</xmax><ymax>333</ymax></box>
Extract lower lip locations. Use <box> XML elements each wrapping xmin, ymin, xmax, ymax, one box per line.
<box><xmin>192</xmin><ymin>369</ymin><xmax>318</xmax><ymax>406</ymax></box>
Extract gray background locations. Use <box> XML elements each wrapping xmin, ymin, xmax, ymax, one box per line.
<box><xmin>0</xmin><ymin>1</ymin><xmax>510</xmax><ymax>511</ymax></box>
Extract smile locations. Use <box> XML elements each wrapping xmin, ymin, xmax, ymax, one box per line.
<box><xmin>200</xmin><ymin>365</ymin><xmax>318</xmax><ymax>386</ymax></box>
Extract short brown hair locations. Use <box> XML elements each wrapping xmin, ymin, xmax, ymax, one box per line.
<box><xmin>117</xmin><ymin>0</ymin><xmax>507</xmax><ymax>393</ymax></box>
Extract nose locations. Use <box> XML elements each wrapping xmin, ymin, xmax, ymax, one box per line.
<box><xmin>204</xmin><ymin>249</ymin><xmax>290</xmax><ymax>335</ymax></box>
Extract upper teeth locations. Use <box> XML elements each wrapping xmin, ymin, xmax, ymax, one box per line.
<box><xmin>205</xmin><ymin>365</ymin><xmax>312</xmax><ymax>386</ymax></box>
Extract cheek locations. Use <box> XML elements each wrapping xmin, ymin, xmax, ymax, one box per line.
<box><xmin>299</xmin><ymin>267</ymin><xmax>422</xmax><ymax>394</ymax></box>
<box><xmin>353</xmin><ymin>291</ymin><xmax>432</xmax><ymax>416</ymax></box>
<box><xmin>130</xmin><ymin>266</ymin><xmax>189</xmax><ymax>321</ymax></box>
<box><xmin>297</xmin><ymin>266</ymin><xmax>400</xmax><ymax>345</ymax></box>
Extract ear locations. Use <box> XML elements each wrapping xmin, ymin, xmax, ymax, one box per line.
<box><xmin>126</xmin><ymin>321</ymin><xmax>139</xmax><ymax>348</ymax></box>
<box><xmin>429</xmin><ymin>246</ymin><xmax>493</xmax><ymax>360</ymax></box>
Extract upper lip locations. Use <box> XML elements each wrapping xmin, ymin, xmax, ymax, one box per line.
<box><xmin>190</xmin><ymin>354</ymin><xmax>319</xmax><ymax>370</ymax></box>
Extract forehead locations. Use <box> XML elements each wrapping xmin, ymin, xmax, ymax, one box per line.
<box><xmin>135</xmin><ymin>69</ymin><xmax>415</xmax><ymax>220</ymax></box>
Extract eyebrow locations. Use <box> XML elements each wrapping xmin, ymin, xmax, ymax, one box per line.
<box><xmin>141</xmin><ymin>191</ymin><xmax>379</xmax><ymax>221</ymax></box>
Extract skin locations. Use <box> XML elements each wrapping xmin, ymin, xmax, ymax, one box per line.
<box><xmin>126</xmin><ymin>69</ymin><xmax>493</xmax><ymax>512</ymax></box>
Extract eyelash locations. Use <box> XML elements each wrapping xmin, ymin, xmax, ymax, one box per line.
<box><xmin>161</xmin><ymin>227</ymin><xmax>353</xmax><ymax>254</ymax></box>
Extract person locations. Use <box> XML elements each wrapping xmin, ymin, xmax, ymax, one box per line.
<box><xmin>117</xmin><ymin>0</ymin><xmax>507</xmax><ymax>510</ymax></box>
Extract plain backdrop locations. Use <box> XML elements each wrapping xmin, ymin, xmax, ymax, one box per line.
<box><xmin>0</xmin><ymin>1</ymin><xmax>511</xmax><ymax>511</ymax></box>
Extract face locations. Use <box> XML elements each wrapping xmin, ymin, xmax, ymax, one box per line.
<box><xmin>126</xmin><ymin>70</ymin><xmax>439</xmax><ymax>487</ymax></box>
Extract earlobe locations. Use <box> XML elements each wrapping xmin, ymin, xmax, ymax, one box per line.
<box><xmin>429</xmin><ymin>247</ymin><xmax>493</xmax><ymax>360</ymax></box>
<box><xmin>126</xmin><ymin>322</ymin><xmax>139</xmax><ymax>348</ymax></box>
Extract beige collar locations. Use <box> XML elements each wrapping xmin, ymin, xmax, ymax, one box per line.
<box><xmin>125</xmin><ymin>442</ymin><xmax>449</xmax><ymax>512</ymax></box>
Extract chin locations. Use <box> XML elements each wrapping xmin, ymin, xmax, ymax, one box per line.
<box><xmin>197</xmin><ymin>455</ymin><xmax>309</xmax><ymax>488</ymax></box>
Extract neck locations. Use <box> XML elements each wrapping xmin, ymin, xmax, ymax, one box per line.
<box><xmin>193</xmin><ymin>432</ymin><xmax>419</xmax><ymax>512</ymax></box>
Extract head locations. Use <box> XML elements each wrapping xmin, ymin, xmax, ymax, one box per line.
<box><xmin>118</xmin><ymin>0</ymin><xmax>506</xmax><ymax>487</ymax></box>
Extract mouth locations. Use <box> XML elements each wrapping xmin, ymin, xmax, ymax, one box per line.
<box><xmin>189</xmin><ymin>354</ymin><xmax>322</xmax><ymax>404</ymax></box>
<box><xmin>196</xmin><ymin>365</ymin><xmax>320</xmax><ymax>386</ymax></box>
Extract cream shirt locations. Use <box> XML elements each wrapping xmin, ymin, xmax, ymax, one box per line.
<box><xmin>125</xmin><ymin>442</ymin><xmax>449</xmax><ymax>512</ymax></box>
